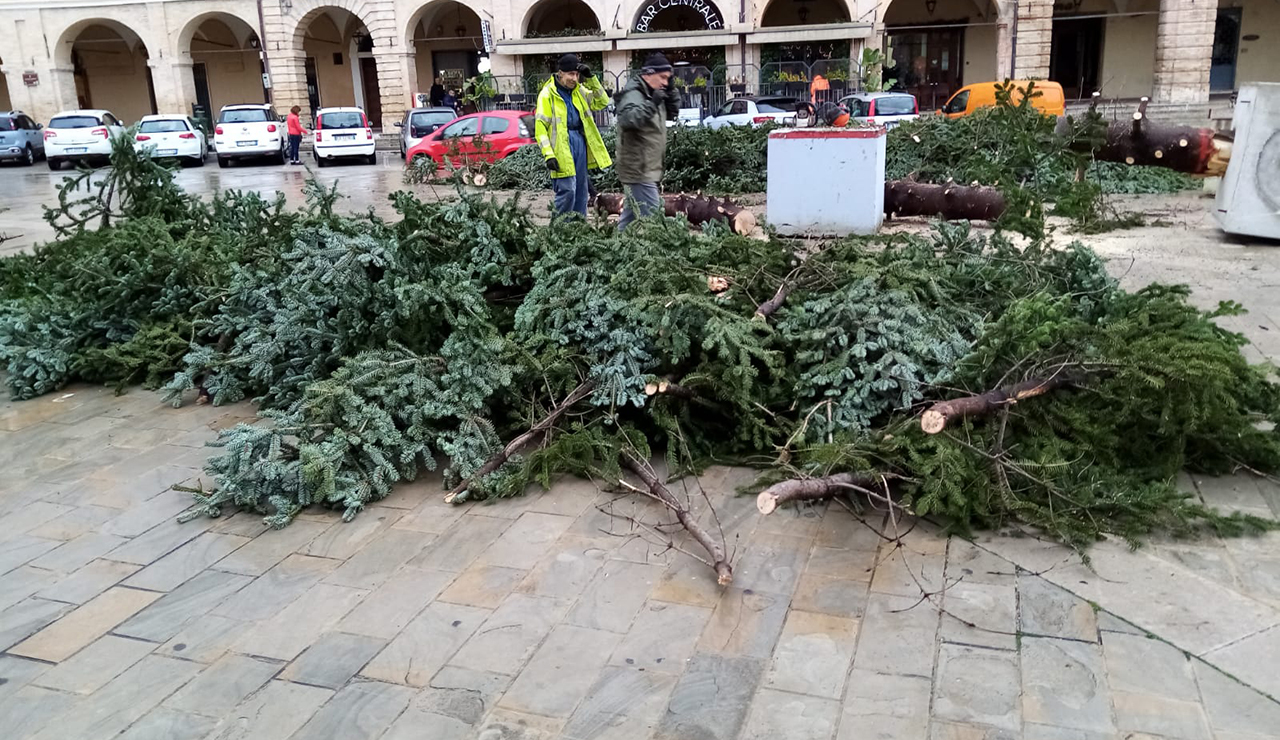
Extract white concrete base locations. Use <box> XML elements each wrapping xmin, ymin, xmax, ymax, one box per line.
<box><xmin>766</xmin><ymin>127</ymin><xmax>886</xmax><ymax>236</ymax></box>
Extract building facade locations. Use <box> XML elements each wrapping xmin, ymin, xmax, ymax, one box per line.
<box><xmin>0</xmin><ymin>0</ymin><xmax>1275</xmax><ymax>128</ymax></box>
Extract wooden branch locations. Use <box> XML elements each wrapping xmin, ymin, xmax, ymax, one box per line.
<box><xmin>884</xmin><ymin>180</ymin><xmax>1007</xmax><ymax>222</ymax></box>
<box><xmin>445</xmin><ymin>381</ymin><xmax>596</xmax><ymax>503</ymax></box>
<box><xmin>643</xmin><ymin>378</ymin><xmax>697</xmax><ymax>400</ymax></box>
<box><xmin>755</xmin><ymin>472</ymin><xmax>893</xmax><ymax>514</ymax></box>
<box><xmin>754</xmin><ymin>282</ymin><xmax>790</xmax><ymax>321</ymax></box>
<box><xmin>1131</xmin><ymin>96</ymin><xmax>1149</xmax><ymax>137</ymax></box>
<box><xmin>920</xmin><ymin>373</ymin><xmax>1074</xmax><ymax>435</ymax></box>
<box><xmin>593</xmin><ymin>193</ymin><xmax>758</xmax><ymax>236</ymax></box>
<box><xmin>620</xmin><ymin>451</ymin><xmax>733</xmax><ymax>585</ymax></box>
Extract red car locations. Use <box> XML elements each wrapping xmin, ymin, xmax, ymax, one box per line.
<box><xmin>405</xmin><ymin>109</ymin><xmax>535</xmax><ymax>168</ymax></box>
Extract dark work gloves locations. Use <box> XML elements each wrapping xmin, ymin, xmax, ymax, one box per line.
<box><xmin>577</xmin><ymin>64</ymin><xmax>593</xmax><ymax>79</ymax></box>
<box><xmin>546</xmin><ymin>157</ymin><xmax>560</xmax><ymax>172</ymax></box>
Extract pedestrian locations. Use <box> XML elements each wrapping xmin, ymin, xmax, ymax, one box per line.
<box><xmin>430</xmin><ymin>77</ymin><xmax>446</xmax><ymax>107</ymax></box>
<box><xmin>285</xmin><ymin>105</ymin><xmax>307</xmax><ymax>165</ymax></box>
<box><xmin>614</xmin><ymin>52</ymin><xmax>678</xmax><ymax>230</ymax></box>
<box><xmin>442</xmin><ymin>88</ymin><xmax>457</xmax><ymax>110</ymax></box>
<box><xmin>534</xmin><ymin>53</ymin><xmax>612</xmax><ymax>218</ymax></box>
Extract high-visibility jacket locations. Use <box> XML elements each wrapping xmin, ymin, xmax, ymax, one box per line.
<box><xmin>534</xmin><ymin>75</ymin><xmax>612</xmax><ymax>178</ymax></box>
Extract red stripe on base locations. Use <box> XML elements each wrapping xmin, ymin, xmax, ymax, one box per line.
<box><xmin>769</xmin><ymin>127</ymin><xmax>886</xmax><ymax>139</ymax></box>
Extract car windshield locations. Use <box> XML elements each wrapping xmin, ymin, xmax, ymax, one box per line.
<box><xmin>321</xmin><ymin>111</ymin><xmax>365</xmax><ymax>129</ymax></box>
<box><xmin>411</xmin><ymin>111</ymin><xmax>453</xmax><ymax>127</ymax></box>
<box><xmin>875</xmin><ymin>96</ymin><xmax>916</xmax><ymax>115</ymax></box>
<box><xmin>219</xmin><ymin>109</ymin><xmax>270</xmax><ymax>123</ymax></box>
<box><xmin>0</xmin><ymin>117</ymin><xmax>16</xmax><ymax>131</ymax></box>
<box><xmin>139</xmin><ymin>119</ymin><xmax>190</xmax><ymax>133</ymax></box>
<box><xmin>756</xmin><ymin>99</ymin><xmax>795</xmax><ymax>113</ymax></box>
<box><xmin>50</xmin><ymin>115</ymin><xmax>101</xmax><ymax>129</ymax></box>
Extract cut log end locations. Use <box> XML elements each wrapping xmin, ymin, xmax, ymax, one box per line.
<box><xmin>921</xmin><ymin>409</ymin><xmax>946</xmax><ymax>434</ymax></box>
<box><xmin>756</xmin><ymin>491</ymin><xmax>779</xmax><ymax>515</ymax></box>
<box><xmin>715</xmin><ymin>563</ymin><xmax>733</xmax><ymax>586</ymax></box>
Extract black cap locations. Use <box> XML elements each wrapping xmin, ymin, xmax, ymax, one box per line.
<box><xmin>642</xmin><ymin>53</ymin><xmax>673</xmax><ymax>73</ymax></box>
<box><xmin>557</xmin><ymin>54</ymin><xmax>580</xmax><ymax>72</ymax></box>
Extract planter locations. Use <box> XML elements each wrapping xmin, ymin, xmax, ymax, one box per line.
<box><xmin>689</xmin><ymin>85</ymin><xmax>707</xmax><ymax>95</ymax></box>
<box><xmin>730</xmin><ymin>84</ymin><xmax>746</xmax><ymax>94</ymax></box>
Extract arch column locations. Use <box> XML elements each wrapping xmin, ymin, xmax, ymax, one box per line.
<box><xmin>1012</xmin><ymin>0</ymin><xmax>1052</xmax><ymax>79</ymax></box>
<box><xmin>148</xmin><ymin>58</ymin><xmax>198</xmax><ymax>115</ymax></box>
<box><xmin>260</xmin><ymin>1</ymin><xmax>310</xmax><ymax>117</ymax></box>
<box><xmin>1152</xmin><ymin>0</ymin><xmax>1216</xmax><ymax>104</ymax></box>
<box><xmin>372</xmin><ymin>49</ymin><xmax>412</xmax><ymax>124</ymax></box>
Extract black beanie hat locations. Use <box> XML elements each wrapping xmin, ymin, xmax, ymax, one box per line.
<box><xmin>557</xmin><ymin>54</ymin><xmax>580</xmax><ymax>72</ymax></box>
<box><xmin>642</xmin><ymin>53</ymin><xmax>673</xmax><ymax>73</ymax></box>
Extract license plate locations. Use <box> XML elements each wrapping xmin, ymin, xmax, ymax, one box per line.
<box><xmin>336</xmin><ymin>134</ymin><xmax>356</xmax><ymax>140</ymax></box>
<box><xmin>156</xmin><ymin>149</ymin><xmax>177</xmax><ymax>156</ymax></box>
<box><xmin>236</xmin><ymin>140</ymin><xmax>256</xmax><ymax>147</ymax></box>
<box><xmin>65</xmin><ymin>147</ymin><xmax>87</xmax><ymax>154</ymax></box>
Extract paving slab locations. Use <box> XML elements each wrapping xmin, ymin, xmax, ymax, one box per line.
<box><xmin>232</xmin><ymin>582</ymin><xmax>368</xmax><ymax>661</ymax></box>
<box><xmin>1100</xmin><ymin>630</ymin><xmax>1200</xmax><ymax>701</ymax></box>
<box><xmin>765</xmin><ymin>609</ymin><xmax>859</xmax><ymax>699</ymax></box>
<box><xmin>741</xmin><ymin>688</ymin><xmax>840</xmax><ymax>740</ymax></box>
<box><xmin>288</xmin><ymin>680</ymin><xmax>415</xmax><ymax>740</ymax></box>
<box><xmin>114</xmin><ymin>569</ymin><xmax>253</xmax><ymax>643</ymax></box>
<box><xmin>561</xmin><ymin>665</ymin><xmax>677</xmax><ymax>740</ymax></box>
<box><xmin>334</xmin><ymin>565</ymin><xmax>454</xmax><ymax>639</ymax></box>
<box><xmin>360</xmin><ymin>600</ymin><xmax>490</xmax><ymax>686</ymax></box>
<box><xmin>31</xmin><ymin>633</ymin><xmax>156</xmax><ymax>694</ymax></box>
<box><xmin>445</xmin><ymin>593</ymin><xmax>572</xmax><ymax>676</ymax></box>
<box><xmin>932</xmin><ymin>643</ymin><xmax>1021</xmax><ymax>731</ymax></box>
<box><xmin>652</xmin><ymin>653</ymin><xmax>764</xmax><ymax>740</ymax></box>
<box><xmin>201</xmin><ymin>679</ymin><xmax>333</xmax><ymax>740</ymax></box>
<box><xmin>1020</xmin><ymin>637</ymin><xmax>1115</xmax><ymax>734</ymax></box>
<box><xmin>499</xmin><ymin>624</ymin><xmax>621</xmax><ymax>717</ymax></box>
<box><xmin>164</xmin><ymin>653</ymin><xmax>281</xmax><ymax>717</ymax></box>
<box><xmin>280</xmin><ymin>631</ymin><xmax>386</xmax><ymax>689</ymax></box>
<box><xmin>607</xmin><ymin>599</ymin><xmax>713</xmax><ymax>674</ymax></box>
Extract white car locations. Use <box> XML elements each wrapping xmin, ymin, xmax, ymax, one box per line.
<box><xmin>213</xmin><ymin>104</ymin><xmax>286</xmax><ymax>167</ymax></box>
<box><xmin>702</xmin><ymin>97</ymin><xmax>799</xmax><ymax>129</ymax></box>
<box><xmin>313</xmin><ymin>107</ymin><xmax>376</xmax><ymax>166</ymax></box>
<box><xmin>134</xmin><ymin>115</ymin><xmax>206</xmax><ymax>167</ymax></box>
<box><xmin>838</xmin><ymin>92</ymin><xmax>920</xmax><ymax>129</ymax></box>
<box><xmin>44</xmin><ymin>109</ymin><xmax>126</xmax><ymax>170</ymax></box>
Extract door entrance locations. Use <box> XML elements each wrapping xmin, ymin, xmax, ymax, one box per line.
<box><xmin>1210</xmin><ymin>8</ymin><xmax>1241</xmax><ymax>92</ymax></box>
<box><xmin>305</xmin><ymin>57</ymin><xmax>321</xmax><ymax>116</ymax></box>
<box><xmin>359</xmin><ymin>57</ymin><xmax>382</xmax><ymax>127</ymax></box>
<box><xmin>1050</xmin><ymin>16</ymin><xmax>1103</xmax><ymax>99</ymax></box>
<box><xmin>887</xmin><ymin>28</ymin><xmax>964</xmax><ymax>110</ymax></box>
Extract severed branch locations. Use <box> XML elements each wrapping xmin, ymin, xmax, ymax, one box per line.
<box><xmin>1057</xmin><ymin>105</ymin><xmax>1231</xmax><ymax>176</ymax></box>
<box><xmin>754</xmin><ymin>282</ymin><xmax>791</xmax><ymax>321</ymax></box>
<box><xmin>445</xmin><ymin>381</ymin><xmax>596</xmax><ymax>503</ymax></box>
<box><xmin>756</xmin><ymin>472</ymin><xmax>901</xmax><ymax>515</ymax></box>
<box><xmin>884</xmin><ymin>180</ymin><xmax>1007</xmax><ymax>222</ymax></box>
<box><xmin>643</xmin><ymin>378</ymin><xmax>697</xmax><ymax>400</ymax></box>
<box><xmin>920</xmin><ymin>372</ymin><xmax>1077</xmax><ymax>435</ymax></box>
<box><xmin>593</xmin><ymin>193</ymin><xmax>758</xmax><ymax>236</ymax></box>
<box><xmin>619</xmin><ymin>450</ymin><xmax>733</xmax><ymax>585</ymax></box>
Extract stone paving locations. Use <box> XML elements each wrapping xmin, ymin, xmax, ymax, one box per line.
<box><xmin>2</xmin><ymin>382</ymin><xmax>1279</xmax><ymax>740</ymax></box>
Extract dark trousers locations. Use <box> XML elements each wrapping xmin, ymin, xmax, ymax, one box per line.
<box><xmin>288</xmin><ymin>134</ymin><xmax>302</xmax><ymax>163</ymax></box>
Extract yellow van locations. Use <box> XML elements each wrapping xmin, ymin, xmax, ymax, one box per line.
<box><xmin>940</xmin><ymin>80</ymin><xmax>1066</xmax><ymax>119</ymax></box>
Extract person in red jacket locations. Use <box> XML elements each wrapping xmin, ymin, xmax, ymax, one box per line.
<box><xmin>286</xmin><ymin>106</ymin><xmax>308</xmax><ymax>165</ymax></box>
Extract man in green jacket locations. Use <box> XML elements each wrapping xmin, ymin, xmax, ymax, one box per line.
<box><xmin>614</xmin><ymin>53</ymin><xmax>678</xmax><ymax>230</ymax></box>
<box><xmin>535</xmin><ymin>54</ymin><xmax>612</xmax><ymax>217</ymax></box>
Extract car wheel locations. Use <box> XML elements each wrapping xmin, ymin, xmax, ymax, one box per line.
<box><xmin>20</xmin><ymin>146</ymin><xmax>34</xmax><ymax>167</ymax></box>
<box><xmin>315</xmin><ymin>154</ymin><xmax>327</xmax><ymax>168</ymax></box>
<box><xmin>189</xmin><ymin>154</ymin><xmax>205</xmax><ymax>168</ymax></box>
<box><xmin>365</xmin><ymin>153</ymin><xmax>377</xmax><ymax>165</ymax></box>
<box><xmin>47</xmin><ymin>157</ymin><xmax>61</xmax><ymax>171</ymax></box>
<box><xmin>217</xmin><ymin>156</ymin><xmax>230</xmax><ymax>168</ymax></box>
<box><xmin>271</xmin><ymin>149</ymin><xmax>286</xmax><ymax>165</ymax></box>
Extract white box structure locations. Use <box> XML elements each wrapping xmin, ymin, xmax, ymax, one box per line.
<box><xmin>767</xmin><ymin>127</ymin><xmax>887</xmax><ymax>235</ymax></box>
<box><xmin>1216</xmin><ymin>83</ymin><xmax>1280</xmax><ymax>240</ymax></box>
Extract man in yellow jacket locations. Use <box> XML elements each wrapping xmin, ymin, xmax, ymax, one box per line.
<box><xmin>535</xmin><ymin>54</ymin><xmax>612</xmax><ymax>217</ymax></box>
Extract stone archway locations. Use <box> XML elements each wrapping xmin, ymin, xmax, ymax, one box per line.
<box><xmin>54</xmin><ymin>20</ymin><xmax>157</xmax><ymax>122</ymax></box>
<box><xmin>880</xmin><ymin>0</ymin><xmax>1005</xmax><ymax>108</ymax></box>
<box><xmin>522</xmin><ymin>0</ymin><xmax>603</xmax><ymax>36</ymax></box>
<box><xmin>405</xmin><ymin>0</ymin><xmax>486</xmax><ymax>107</ymax></box>
<box><xmin>178</xmin><ymin>13</ymin><xmax>267</xmax><ymax>117</ymax></box>
<box><xmin>758</xmin><ymin>0</ymin><xmax>854</xmax><ymax>26</ymax></box>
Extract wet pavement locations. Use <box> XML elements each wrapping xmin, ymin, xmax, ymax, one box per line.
<box><xmin>0</xmin><ymin>157</ymin><xmax>555</xmax><ymax>257</ymax></box>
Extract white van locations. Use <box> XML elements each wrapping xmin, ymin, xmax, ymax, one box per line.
<box><xmin>214</xmin><ymin>104</ymin><xmax>286</xmax><ymax>167</ymax></box>
<box><xmin>44</xmin><ymin>109</ymin><xmax>126</xmax><ymax>170</ymax></box>
<box><xmin>313</xmin><ymin>107</ymin><xmax>376</xmax><ymax>166</ymax></box>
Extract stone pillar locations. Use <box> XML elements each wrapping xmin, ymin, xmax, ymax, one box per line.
<box><xmin>1152</xmin><ymin>0</ymin><xmax>1217</xmax><ymax>104</ymax></box>
<box><xmin>372</xmin><ymin>50</ymin><xmax>411</xmax><ymax>127</ymax></box>
<box><xmin>148</xmin><ymin>59</ymin><xmax>198</xmax><ymax>116</ymax></box>
<box><xmin>996</xmin><ymin>0</ymin><xmax>1014</xmax><ymax>80</ymax></box>
<box><xmin>260</xmin><ymin>0</ymin><xmax>310</xmax><ymax>119</ymax></box>
<box><xmin>1</xmin><ymin>64</ymin><xmax>68</xmax><ymax>123</ymax></box>
<box><xmin>1013</xmin><ymin>0</ymin><xmax>1052</xmax><ymax>79</ymax></box>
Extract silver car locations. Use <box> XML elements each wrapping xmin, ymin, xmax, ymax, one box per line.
<box><xmin>395</xmin><ymin>107</ymin><xmax>457</xmax><ymax>157</ymax></box>
<box><xmin>0</xmin><ymin>111</ymin><xmax>45</xmax><ymax>166</ymax></box>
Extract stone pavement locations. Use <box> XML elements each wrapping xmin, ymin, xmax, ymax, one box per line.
<box><xmin>2</xmin><ymin>382</ymin><xmax>1279</xmax><ymax>740</ymax></box>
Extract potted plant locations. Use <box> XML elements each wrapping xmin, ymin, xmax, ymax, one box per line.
<box><xmin>729</xmin><ymin>76</ymin><xmax>746</xmax><ymax>94</ymax></box>
<box><xmin>690</xmin><ymin>75</ymin><xmax>707</xmax><ymax>94</ymax></box>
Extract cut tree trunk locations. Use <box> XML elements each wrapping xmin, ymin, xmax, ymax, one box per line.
<box><xmin>445</xmin><ymin>381</ymin><xmax>596</xmax><ymax>502</ymax></box>
<box><xmin>1058</xmin><ymin>100</ymin><xmax>1231</xmax><ymax>176</ymax></box>
<box><xmin>593</xmin><ymin>193</ymin><xmax>758</xmax><ymax>235</ymax></box>
<box><xmin>920</xmin><ymin>373</ymin><xmax>1075</xmax><ymax>434</ymax></box>
<box><xmin>756</xmin><ymin>472</ymin><xmax>890</xmax><ymax>514</ymax></box>
<box><xmin>884</xmin><ymin>180</ymin><xmax>1007</xmax><ymax>222</ymax></box>
<box><xmin>754</xmin><ymin>282</ymin><xmax>790</xmax><ymax>321</ymax></box>
<box><xmin>620</xmin><ymin>451</ymin><xmax>734</xmax><ymax>585</ymax></box>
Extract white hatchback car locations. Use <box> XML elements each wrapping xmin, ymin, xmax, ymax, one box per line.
<box><xmin>214</xmin><ymin>104</ymin><xmax>285</xmax><ymax>167</ymax></box>
<box><xmin>44</xmin><ymin>109</ymin><xmax>126</xmax><ymax>170</ymax></box>
<box><xmin>838</xmin><ymin>92</ymin><xmax>920</xmax><ymax>129</ymax></box>
<box><xmin>135</xmin><ymin>115</ymin><xmax>206</xmax><ymax>167</ymax></box>
<box><xmin>702</xmin><ymin>97</ymin><xmax>799</xmax><ymax>129</ymax></box>
<box><xmin>313</xmin><ymin>107</ymin><xmax>376</xmax><ymax>166</ymax></box>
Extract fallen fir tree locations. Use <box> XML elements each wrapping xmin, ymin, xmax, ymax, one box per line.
<box><xmin>2</xmin><ymin>136</ymin><xmax>1277</xmax><ymax>584</ymax></box>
